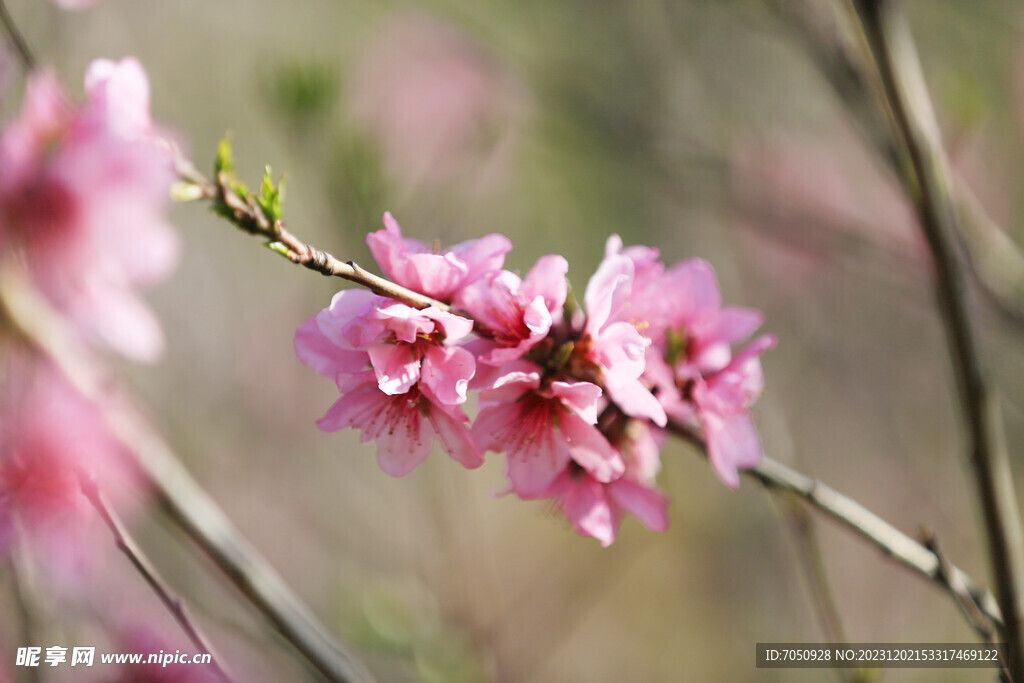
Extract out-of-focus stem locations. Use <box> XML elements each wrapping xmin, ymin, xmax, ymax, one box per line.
<box><xmin>771</xmin><ymin>0</ymin><xmax>1024</xmax><ymax>330</ymax></box>
<box><xmin>850</xmin><ymin>1</ymin><xmax>1024</xmax><ymax>678</ymax></box>
<box><xmin>79</xmin><ymin>476</ymin><xmax>233</xmax><ymax>682</ymax></box>
<box><xmin>0</xmin><ymin>0</ymin><xmax>35</xmax><ymax>71</ymax></box>
<box><xmin>0</xmin><ymin>267</ymin><xmax>375</xmax><ymax>683</ymax></box>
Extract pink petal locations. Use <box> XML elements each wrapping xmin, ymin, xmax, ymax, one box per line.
<box><xmin>607</xmin><ymin>479</ymin><xmax>669</xmax><ymax>532</ymax></box>
<box><xmin>373</xmin><ymin>301</ymin><xmax>434</xmax><ymax>343</ymax></box>
<box><xmin>604</xmin><ymin>374</ymin><xmax>667</xmax><ymax>427</ymax></box>
<box><xmin>421</xmin><ymin>307</ymin><xmax>474</xmax><ymax>341</ymax></box>
<box><xmin>560</xmin><ymin>475</ymin><xmax>618</xmax><ymax>547</ymax></box>
<box><xmin>584</xmin><ymin>254</ymin><xmax>632</xmax><ymax>335</ymax></box>
<box><xmin>560</xmin><ymin>411</ymin><xmax>624</xmax><ymax>483</ymax></box>
<box><xmin>86</xmin><ymin>286</ymin><xmax>164</xmax><ymax>363</ymax></box>
<box><xmin>375</xmin><ymin>414</ymin><xmax>433</xmax><ymax>477</ymax></box>
<box><xmin>318</xmin><ymin>289</ymin><xmax>377</xmax><ymax>348</ymax></box>
<box><xmin>523</xmin><ymin>254</ymin><xmax>568</xmax><ymax>315</ymax></box>
<box><xmin>549</xmin><ymin>380</ymin><xmax>603</xmax><ymax>424</ymax></box>
<box><xmin>448</xmin><ymin>233</ymin><xmax>513</xmax><ymax>285</ymax></box>
<box><xmin>706</xmin><ymin>308</ymin><xmax>764</xmax><ymax>345</ymax></box>
<box><xmin>424</xmin><ymin>395</ymin><xmax>483</xmax><ymax>469</ymax></box>
<box><xmin>294</xmin><ymin>315</ymin><xmax>367</xmax><ymax>378</ymax></box>
<box><xmin>422</xmin><ymin>344</ymin><xmax>475</xmax><ymax>405</ymax></box>
<box><xmin>367</xmin><ymin>343</ymin><xmax>420</xmax><ymax>395</ymax></box>
<box><xmin>702</xmin><ymin>411</ymin><xmax>763</xmax><ymax>489</ymax></box>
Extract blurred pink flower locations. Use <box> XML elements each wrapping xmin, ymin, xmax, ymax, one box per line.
<box><xmin>0</xmin><ymin>59</ymin><xmax>178</xmax><ymax>362</ymax></box>
<box><xmin>50</xmin><ymin>0</ymin><xmax>101</xmax><ymax>8</ymax></box>
<box><xmin>691</xmin><ymin>336</ymin><xmax>775</xmax><ymax>488</ymax></box>
<box><xmin>349</xmin><ymin>13</ymin><xmax>526</xmax><ymax>185</ymax></box>
<box><xmin>0</xmin><ymin>361</ymin><xmax>133</xmax><ymax>585</ymax></box>
<box><xmin>367</xmin><ymin>212</ymin><xmax>511</xmax><ymax>302</ymax></box>
<box><xmin>455</xmin><ymin>254</ymin><xmax>568</xmax><ymax>366</ymax></box>
<box><xmin>473</xmin><ymin>362</ymin><xmax>624</xmax><ymax>496</ymax></box>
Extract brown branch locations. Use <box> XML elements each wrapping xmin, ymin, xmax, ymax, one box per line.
<box><xmin>78</xmin><ymin>474</ymin><xmax>233</xmax><ymax>683</ymax></box>
<box><xmin>174</xmin><ymin>158</ymin><xmax>447</xmax><ymax>312</ymax></box>
<box><xmin>850</xmin><ymin>2</ymin><xmax>1024</xmax><ymax>678</ymax></box>
<box><xmin>0</xmin><ymin>265</ymin><xmax>376</xmax><ymax>683</ymax></box>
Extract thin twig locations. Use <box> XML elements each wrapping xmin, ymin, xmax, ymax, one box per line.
<box><xmin>0</xmin><ymin>0</ymin><xmax>35</xmax><ymax>71</ymax></box>
<box><xmin>769</xmin><ymin>0</ymin><xmax>1024</xmax><ymax>330</ymax></box>
<box><xmin>78</xmin><ymin>474</ymin><xmax>233</xmax><ymax>682</ymax></box>
<box><xmin>0</xmin><ymin>266</ymin><xmax>375</xmax><ymax>683</ymax></box>
<box><xmin>920</xmin><ymin>528</ymin><xmax>999</xmax><ymax>644</ymax></box>
<box><xmin>778</xmin><ymin>501</ymin><xmax>857</xmax><ymax>683</ymax></box>
<box><xmin>850</xmin><ymin>2</ymin><xmax>1024</xmax><ymax>678</ymax></box>
<box><xmin>751</xmin><ymin>450</ymin><xmax>1003</xmax><ymax>627</ymax></box>
<box><xmin>667</xmin><ymin>417</ymin><xmax>1003</xmax><ymax>629</ymax></box>
<box><xmin>175</xmin><ymin>158</ymin><xmax>446</xmax><ymax>312</ymax></box>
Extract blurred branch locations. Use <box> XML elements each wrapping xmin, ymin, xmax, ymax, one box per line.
<box><xmin>174</xmin><ymin>158</ymin><xmax>446</xmax><ymax>312</ymax></box>
<box><xmin>777</xmin><ymin>501</ymin><xmax>859</xmax><ymax>683</ymax></box>
<box><xmin>0</xmin><ymin>0</ymin><xmax>35</xmax><ymax>71</ymax></box>
<box><xmin>0</xmin><ymin>266</ymin><xmax>376</xmax><ymax>683</ymax></box>
<box><xmin>5</xmin><ymin>555</ymin><xmax>40</xmax><ymax>683</ymax></box>
<box><xmin>78</xmin><ymin>475</ymin><xmax>232</xmax><ymax>682</ymax></box>
<box><xmin>850</xmin><ymin>1</ymin><xmax>1024</xmax><ymax>678</ymax></box>
<box><xmin>770</xmin><ymin>0</ymin><xmax>1024</xmax><ymax>330</ymax></box>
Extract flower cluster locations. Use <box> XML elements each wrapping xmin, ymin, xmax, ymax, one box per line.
<box><xmin>297</xmin><ymin>215</ymin><xmax>775</xmax><ymax>546</ymax></box>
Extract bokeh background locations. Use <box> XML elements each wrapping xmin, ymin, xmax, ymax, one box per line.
<box><xmin>3</xmin><ymin>0</ymin><xmax>1024</xmax><ymax>680</ymax></box>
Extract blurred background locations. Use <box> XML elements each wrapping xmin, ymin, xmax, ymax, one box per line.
<box><xmin>3</xmin><ymin>0</ymin><xmax>1024</xmax><ymax>680</ymax></box>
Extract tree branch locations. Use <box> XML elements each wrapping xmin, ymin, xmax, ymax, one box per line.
<box><xmin>769</xmin><ymin>0</ymin><xmax>1024</xmax><ymax>330</ymax></box>
<box><xmin>0</xmin><ymin>266</ymin><xmax>375</xmax><ymax>683</ymax></box>
<box><xmin>849</xmin><ymin>1</ymin><xmax>1024</xmax><ymax>677</ymax></box>
<box><xmin>78</xmin><ymin>475</ymin><xmax>233</xmax><ymax>682</ymax></box>
<box><xmin>174</xmin><ymin>158</ymin><xmax>447</xmax><ymax>312</ymax></box>
<box><xmin>0</xmin><ymin>0</ymin><xmax>35</xmax><ymax>71</ymax></box>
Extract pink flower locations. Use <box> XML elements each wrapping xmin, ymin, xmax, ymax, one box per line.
<box><xmin>367</xmin><ymin>212</ymin><xmax>511</xmax><ymax>301</ymax></box>
<box><xmin>317</xmin><ymin>372</ymin><xmax>481</xmax><ymax>476</ymax></box>
<box><xmin>455</xmin><ymin>254</ymin><xmax>568</xmax><ymax>366</ymax></box>
<box><xmin>691</xmin><ymin>335</ymin><xmax>775</xmax><ymax>488</ymax></box>
<box><xmin>294</xmin><ymin>294</ymin><xmax>483</xmax><ymax>475</ymax></box>
<box><xmin>307</xmin><ymin>288</ymin><xmax>476</xmax><ymax>405</ymax></box>
<box><xmin>579</xmin><ymin>251</ymin><xmax>667</xmax><ymax>426</ymax></box>
<box><xmin>539</xmin><ymin>465</ymin><xmax>668</xmax><ymax>547</ymax></box>
<box><xmin>0</xmin><ymin>362</ymin><xmax>135</xmax><ymax>586</ymax></box>
<box><xmin>598</xmin><ymin>236</ymin><xmax>775</xmax><ymax>488</ymax></box>
<box><xmin>472</xmin><ymin>363</ymin><xmax>624</xmax><ymax>495</ymax></box>
<box><xmin>0</xmin><ymin>60</ymin><xmax>177</xmax><ymax>362</ymax></box>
